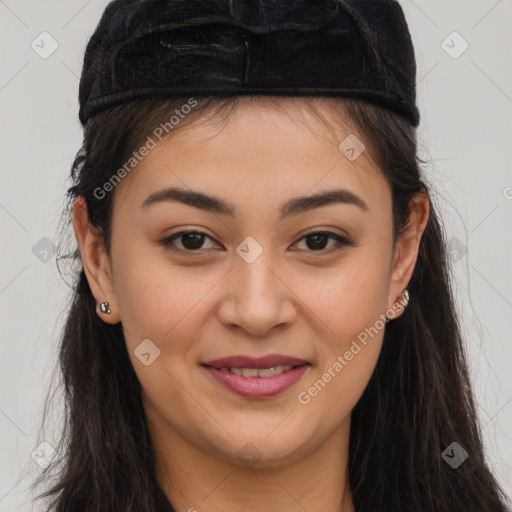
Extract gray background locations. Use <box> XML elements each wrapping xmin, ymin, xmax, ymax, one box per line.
<box><xmin>1</xmin><ymin>0</ymin><xmax>511</xmax><ymax>510</ymax></box>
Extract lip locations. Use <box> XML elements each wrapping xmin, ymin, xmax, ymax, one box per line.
<box><xmin>202</xmin><ymin>364</ymin><xmax>311</xmax><ymax>399</ymax></box>
<box><xmin>202</xmin><ymin>355</ymin><xmax>309</xmax><ymax>369</ymax></box>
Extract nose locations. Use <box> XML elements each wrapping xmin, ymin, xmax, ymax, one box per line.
<box><xmin>216</xmin><ymin>252</ymin><xmax>297</xmax><ymax>337</ymax></box>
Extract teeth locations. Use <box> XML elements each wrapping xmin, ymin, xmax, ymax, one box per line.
<box><xmin>224</xmin><ymin>365</ymin><xmax>295</xmax><ymax>377</ymax></box>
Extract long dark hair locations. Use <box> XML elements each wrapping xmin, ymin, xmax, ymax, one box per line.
<box><xmin>31</xmin><ymin>95</ymin><xmax>511</xmax><ymax>512</ymax></box>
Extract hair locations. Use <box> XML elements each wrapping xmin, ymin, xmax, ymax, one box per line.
<box><xmin>30</xmin><ymin>94</ymin><xmax>511</xmax><ymax>512</ymax></box>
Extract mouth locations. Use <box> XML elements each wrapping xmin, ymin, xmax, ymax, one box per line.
<box><xmin>204</xmin><ymin>365</ymin><xmax>300</xmax><ymax>378</ymax></box>
<box><xmin>201</xmin><ymin>354</ymin><xmax>310</xmax><ymax>370</ymax></box>
<box><xmin>200</xmin><ymin>355</ymin><xmax>311</xmax><ymax>398</ymax></box>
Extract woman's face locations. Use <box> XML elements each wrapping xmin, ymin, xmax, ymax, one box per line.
<box><xmin>76</xmin><ymin>99</ymin><xmax>428</xmax><ymax>471</ymax></box>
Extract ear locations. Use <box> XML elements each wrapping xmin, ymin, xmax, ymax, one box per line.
<box><xmin>387</xmin><ymin>190</ymin><xmax>430</xmax><ymax>318</ymax></box>
<box><xmin>73</xmin><ymin>197</ymin><xmax>120</xmax><ymax>324</ymax></box>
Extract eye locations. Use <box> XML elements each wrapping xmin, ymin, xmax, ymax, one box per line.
<box><xmin>160</xmin><ymin>229</ymin><xmax>354</xmax><ymax>255</ymax></box>
<box><xmin>293</xmin><ymin>230</ymin><xmax>355</xmax><ymax>254</ymax></box>
<box><xmin>160</xmin><ymin>231</ymin><xmax>219</xmax><ymax>253</ymax></box>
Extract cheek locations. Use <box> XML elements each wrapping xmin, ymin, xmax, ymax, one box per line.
<box><xmin>111</xmin><ymin>240</ymin><xmax>205</xmax><ymax>352</ymax></box>
<box><xmin>291</xmin><ymin>247</ymin><xmax>390</xmax><ymax>416</ymax></box>
<box><xmin>299</xmin><ymin>244</ymin><xmax>391</xmax><ymax>342</ymax></box>
<box><xmin>115</xmin><ymin>266</ymin><xmax>208</xmax><ymax>349</ymax></box>
<box><xmin>113</xmin><ymin>253</ymin><xmax>210</xmax><ymax>419</ymax></box>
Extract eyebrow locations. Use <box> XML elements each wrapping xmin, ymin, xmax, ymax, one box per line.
<box><xmin>140</xmin><ymin>186</ymin><xmax>369</xmax><ymax>219</ymax></box>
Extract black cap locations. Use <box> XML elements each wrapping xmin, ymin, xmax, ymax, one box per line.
<box><xmin>78</xmin><ymin>0</ymin><xmax>420</xmax><ymax>127</ymax></box>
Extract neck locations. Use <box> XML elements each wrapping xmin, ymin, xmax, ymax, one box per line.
<box><xmin>151</xmin><ymin>414</ymin><xmax>355</xmax><ymax>512</ymax></box>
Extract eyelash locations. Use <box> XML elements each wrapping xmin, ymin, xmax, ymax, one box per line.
<box><xmin>159</xmin><ymin>229</ymin><xmax>355</xmax><ymax>255</ymax></box>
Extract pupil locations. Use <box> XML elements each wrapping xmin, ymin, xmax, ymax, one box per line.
<box><xmin>307</xmin><ymin>234</ymin><xmax>327</xmax><ymax>250</ymax></box>
<box><xmin>183</xmin><ymin>233</ymin><xmax>204</xmax><ymax>250</ymax></box>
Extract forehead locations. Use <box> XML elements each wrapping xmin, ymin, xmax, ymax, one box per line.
<box><xmin>112</xmin><ymin>99</ymin><xmax>391</xmax><ymax>218</ymax></box>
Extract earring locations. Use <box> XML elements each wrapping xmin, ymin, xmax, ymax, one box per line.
<box><xmin>385</xmin><ymin>288</ymin><xmax>410</xmax><ymax>321</ymax></box>
<box><xmin>99</xmin><ymin>301</ymin><xmax>111</xmax><ymax>314</ymax></box>
<box><xmin>400</xmin><ymin>289</ymin><xmax>409</xmax><ymax>308</ymax></box>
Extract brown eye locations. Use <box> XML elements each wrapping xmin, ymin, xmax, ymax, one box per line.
<box><xmin>294</xmin><ymin>231</ymin><xmax>354</xmax><ymax>253</ymax></box>
<box><xmin>160</xmin><ymin>230</ymin><xmax>354</xmax><ymax>255</ymax></box>
<box><xmin>160</xmin><ymin>231</ymin><xmax>217</xmax><ymax>252</ymax></box>
<box><xmin>304</xmin><ymin>233</ymin><xmax>331</xmax><ymax>251</ymax></box>
<box><xmin>180</xmin><ymin>232</ymin><xmax>206</xmax><ymax>250</ymax></box>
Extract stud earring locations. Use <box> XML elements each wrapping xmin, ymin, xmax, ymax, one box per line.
<box><xmin>385</xmin><ymin>288</ymin><xmax>410</xmax><ymax>321</ymax></box>
<box><xmin>400</xmin><ymin>289</ymin><xmax>409</xmax><ymax>308</ymax></box>
<box><xmin>99</xmin><ymin>301</ymin><xmax>111</xmax><ymax>314</ymax></box>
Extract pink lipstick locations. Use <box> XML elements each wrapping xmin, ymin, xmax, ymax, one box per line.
<box><xmin>201</xmin><ymin>355</ymin><xmax>311</xmax><ymax>399</ymax></box>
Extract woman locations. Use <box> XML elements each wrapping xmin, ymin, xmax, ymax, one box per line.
<box><xmin>32</xmin><ymin>0</ymin><xmax>511</xmax><ymax>511</ymax></box>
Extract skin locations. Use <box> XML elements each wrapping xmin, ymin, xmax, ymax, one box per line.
<box><xmin>73</xmin><ymin>98</ymin><xmax>429</xmax><ymax>512</ymax></box>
